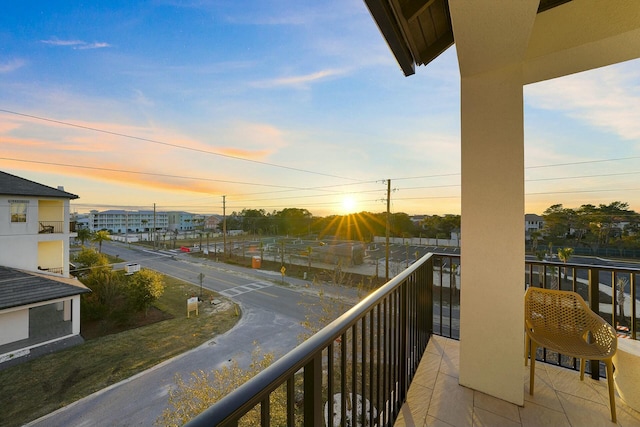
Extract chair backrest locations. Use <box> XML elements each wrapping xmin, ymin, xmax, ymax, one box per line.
<box><xmin>525</xmin><ymin>287</ymin><xmax>616</xmax><ymax>358</ymax></box>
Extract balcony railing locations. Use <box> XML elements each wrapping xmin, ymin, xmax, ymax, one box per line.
<box><xmin>186</xmin><ymin>254</ymin><xmax>435</xmax><ymax>427</ymax></box>
<box><xmin>38</xmin><ymin>221</ymin><xmax>65</xmax><ymax>234</ymax></box>
<box><xmin>184</xmin><ymin>253</ymin><xmax>638</xmax><ymax>426</ymax></box>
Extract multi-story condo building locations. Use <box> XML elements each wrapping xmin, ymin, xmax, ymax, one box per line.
<box><xmin>167</xmin><ymin>211</ymin><xmax>195</xmax><ymax>232</ymax></box>
<box><xmin>0</xmin><ymin>171</ymin><xmax>89</xmax><ymax>366</ymax></box>
<box><xmin>88</xmin><ymin>209</ymin><xmax>169</xmax><ymax>234</ymax></box>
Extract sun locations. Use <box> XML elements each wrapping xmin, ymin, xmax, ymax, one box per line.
<box><xmin>341</xmin><ymin>196</ymin><xmax>357</xmax><ymax>214</ymax></box>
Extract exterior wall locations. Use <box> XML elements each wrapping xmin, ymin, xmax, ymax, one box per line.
<box><xmin>0</xmin><ymin>196</ymin><xmax>70</xmax><ymax>275</ymax></box>
<box><xmin>0</xmin><ymin>296</ymin><xmax>80</xmax><ymax>355</ymax></box>
<box><xmin>0</xmin><ymin>309</ymin><xmax>29</xmax><ymax>346</ymax></box>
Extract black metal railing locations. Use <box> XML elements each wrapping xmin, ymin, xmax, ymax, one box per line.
<box><xmin>525</xmin><ymin>259</ymin><xmax>639</xmax><ymax>378</ymax></box>
<box><xmin>184</xmin><ymin>252</ymin><xmax>638</xmax><ymax>426</ymax></box>
<box><xmin>186</xmin><ymin>253</ymin><xmax>435</xmax><ymax>427</ymax></box>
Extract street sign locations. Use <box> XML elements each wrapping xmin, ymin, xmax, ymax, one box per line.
<box><xmin>187</xmin><ymin>297</ymin><xmax>199</xmax><ymax>318</ymax></box>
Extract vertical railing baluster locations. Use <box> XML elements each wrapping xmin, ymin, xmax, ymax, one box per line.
<box><xmin>376</xmin><ymin>303</ymin><xmax>382</xmax><ymax>427</ymax></box>
<box><xmin>369</xmin><ymin>309</ymin><xmax>375</xmax><ymax>425</ymax></box>
<box><xmin>631</xmin><ymin>273</ymin><xmax>637</xmax><ymax>339</ymax></box>
<box><xmin>399</xmin><ymin>276</ymin><xmax>408</xmax><ymax>405</ymax></box>
<box><xmin>287</xmin><ymin>377</ymin><xmax>294</xmax><ymax>426</ymax></box>
<box><xmin>588</xmin><ymin>267</ymin><xmax>601</xmax><ymax>380</ymax></box>
<box><xmin>327</xmin><ymin>344</ymin><xmax>334</xmax><ymax>427</ymax></box>
<box><xmin>341</xmin><ymin>332</ymin><xmax>347</xmax><ymax>427</ymax></box>
<box><xmin>352</xmin><ymin>323</ymin><xmax>358</xmax><ymax>424</ymax></box>
<box><xmin>361</xmin><ymin>314</ymin><xmax>367</xmax><ymax>427</ymax></box>
<box><xmin>261</xmin><ymin>396</ymin><xmax>270</xmax><ymax>427</ymax></box>
<box><xmin>303</xmin><ymin>354</ymin><xmax>322</xmax><ymax>427</ymax></box>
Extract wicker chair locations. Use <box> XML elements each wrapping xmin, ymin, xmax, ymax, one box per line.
<box><xmin>524</xmin><ymin>287</ymin><xmax>618</xmax><ymax>423</ymax></box>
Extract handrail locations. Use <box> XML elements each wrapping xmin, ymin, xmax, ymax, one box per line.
<box><xmin>184</xmin><ymin>252</ymin><xmax>638</xmax><ymax>426</ymax></box>
<box><xmin>186</xmin><ymin>253</ymin><xmax>435</xmax><ymax>427</ymax></box>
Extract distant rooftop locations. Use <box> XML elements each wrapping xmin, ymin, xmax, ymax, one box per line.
<box><xmin>0</xmin><ymin>171</ymin><xmax>79</xmax><ymax>199</ymax></box>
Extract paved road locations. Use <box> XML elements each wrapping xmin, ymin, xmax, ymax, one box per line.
<box><xmin>28</xmin><ymin>242</ymin><xmax>358</xmax><ymax>426</ymax></box>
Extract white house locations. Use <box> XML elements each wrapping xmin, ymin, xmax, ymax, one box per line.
<box><xmin>0</xmin><ymin>171</ymin><xmax>90</xmax><ymax>366</ymax></box>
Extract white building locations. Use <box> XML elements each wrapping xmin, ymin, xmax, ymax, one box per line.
<box><xmin>0</xmin><ymin>171</ymin><xmax>89</xmax><ymax>366</ymax></box>
<box><xmin>89</xmin><ymin>209</ymin><xmax>169</xmax><ymax>234</ymax></box>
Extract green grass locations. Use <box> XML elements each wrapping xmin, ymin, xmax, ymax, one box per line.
<box><xmin>0</xmin><ymin>275</ymin><xmax>239</xmax><ymax>427</ymax></box>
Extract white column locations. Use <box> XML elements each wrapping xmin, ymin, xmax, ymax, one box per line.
<box><xmin>71</xmin><ymin>295</ymin><xmax>81</xmax><ymax>335</ymax></box>
<box><xmin>458</xmin><ymin>64</ymin><xmax>525</xmax><ymax>405</ymax></box>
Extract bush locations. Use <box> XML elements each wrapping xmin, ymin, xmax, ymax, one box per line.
<box><xmin>125</xmin><ymin>269</ymin><xmax>165</xmax><ymax>314</ymax></box>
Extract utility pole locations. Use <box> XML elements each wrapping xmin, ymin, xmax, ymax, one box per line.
<box><xmin>153</xmin><ymin>203</ymin><xmax>157</xmax><ymax>250</ymax></box>
<box><xmin>222</xmin><ymin>195</ymin><xmax>227</xmax><ymax>259</ymax></box>
<box><xmin>386</xmin><ymin>179</ymin><xmax>390</xmax><ymax>281</ymax></box>
<box><xmin>199</xmin><ymin>272</ymin><xmax>204</xmax><ymax>299</ymax></box>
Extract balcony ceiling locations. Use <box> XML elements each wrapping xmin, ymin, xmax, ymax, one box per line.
<box><xmin>365</xmin><ymin>0</ymin><xmax>571</xmax><ymax>76</ymax></box>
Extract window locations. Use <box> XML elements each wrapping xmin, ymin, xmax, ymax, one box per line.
<box><xmin>10</xmin><ymin>200</ymin><xmax>28</xmax><ymax>222</ymax></box>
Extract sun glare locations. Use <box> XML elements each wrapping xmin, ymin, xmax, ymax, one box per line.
<box><xmin>342</xmin><ymin>196</ymin><xmax>357</xmax><ymax>214</ymax></box>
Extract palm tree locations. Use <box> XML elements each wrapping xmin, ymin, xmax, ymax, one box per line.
<box><xmin>77</xmin><ymin>228</ymin><xmax>91</xmax><ymax>246</ymax></box>
<box><xmin>92</xmin><ymin>230</ymin><xmax>111</xmax><ymax>253</ymax></box>
<box><xmin>557</xmin><ymin>247</ymin><xmax>574</xmax><ymax>284</ymax></box>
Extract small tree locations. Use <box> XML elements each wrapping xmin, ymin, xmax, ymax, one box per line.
<box><xmin>557</xmin><ymin>247</ymin><xmax>574</xmax><ymax>284</ymax></box>
<box><xmin>76</xmin><ymin>228</ymin><xmax>91</xmax><ymax>246</ymax></box>
<box><xmin>159</xmin><ymin>345</ymin><xmax>286</xmax><ymax>426</ymax></box>
<box><xmin>72</xmin><ymin>247</ymin><xmax>110</xmax><ymax>277</ymax></box>
<box><xmin>92</xmin><ymin>230</ymin><xmax>111</xmax><ymax>253</ymax></box>
<box><xmin>126</xmin><ymin>269</ymin><xmax>164</xmax><ymax>315</ymax></box>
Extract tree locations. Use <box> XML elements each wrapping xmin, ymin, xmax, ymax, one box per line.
<box><xmin>72</xmin><ymin>247</ymin><xmax>110</xmax><ymax>276</ymax></box>
<box><xmin>159</xmin><ymin>345</ymin><xmax>287</xmax><ymax>426</ymax></box>
<box><xmin>92</xmin><ymin>230</ymin><xmax>111</xmax><ymax>253</ymax></box>
<box><xmin>126</xmin><ymin>269</ymin><xmax>164</xmax><ymax>314</ymax></box>
<box><xmin>76</xmin><ymin>227</ymin><xmax>91</xmax><ymax>246</ymax></box>
<box><xmin>542</xmin><ymin>204</ymin><xmax>574</xmax><ymax>244</ymax></box>
<box><xmin>557</xmin><ymin>247</ymin><xmax>574</xmax><ymax>284</ymax></box>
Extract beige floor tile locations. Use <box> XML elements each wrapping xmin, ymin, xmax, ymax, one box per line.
<box><xmin>616</xmin><ymin>399</ymin><xmax>640</xmax><ymax>427</ymax></box>
<box><xmin>556</xmin><ymin>391</ymin><xmax>616</xmax><ymax>426</ymax></box>
<box><xmin>546</xmin><ymin>364</ymin><xmax>607</xmax><ymax>405</ymax></box>
<box><xmin>523</xmin><ymin>365</ymin><xmax>565</xmax><ymax>413</ymax></box>
<box><xmin>472</xmin><ymin>407</ymin><xmax>521</xmax><ymax>427</ymax></box>
<box><xmin>425</xmin><ymin>415</ymin><xmax>457</xmax><ymax>427</ymax></box>
<box><xmin>394</xmin><ymin>383</ymin><xmax>433</xmax><ymax>427</ymax></box>
<box><xmin>439</xmin><ymin>356</ymin><xmax>459</xmax><ymax>379</ymax></box>
<box><xmin>474</xmin><ymin>391</ymin><xmax>520</xmax><ymax>423</ymax></box>
<box><xmin>427</xmin><ymin>335</ymin><xmax>447</xmax><ymax>356</ymax></box>
<box><xmin>428</xmin><ymin>373</ymin><xmax>473</xmax><ymax>427</ymax></box>
<box><xmin>412</xmin><ymin>351</ymin><xmax>442</xmax><ymax>389</ymax></box>
<box><xmin>519</xmin><ymin>400</ymin><xmax>570</xmax><ymax>427</ymax></box>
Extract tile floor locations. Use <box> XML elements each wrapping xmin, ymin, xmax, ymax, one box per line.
<box><xmin>394</xmin><ymin>335</ymin><xmax>640</xmax><ymax>427</ymax></box>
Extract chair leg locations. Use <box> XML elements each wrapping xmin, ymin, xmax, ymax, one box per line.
<box><xmin>525</xmin><ymin>336</ymin><xmax>530</xmax><ymax>366</ymax></box>
<box><xmin>529</xmin><ymin>341</ymin><xmax>537</xmax><ymax>395</ymax></box>
<box><xmin>579</xmin><ymin>358</ymin><xmax>585</xmax><ymax>381</ymax></box>
<box><xmin>606</xmin><ymin>360</ymin><xmax>616</xmax><ymax>423</ymax></box>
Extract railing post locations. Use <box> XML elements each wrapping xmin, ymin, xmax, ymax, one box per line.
<box><xmin>588</xmin><ymin>267</ymin><xmax>601</xmax><ymax>380</ymax></box>
<box><xmin>304</xmin><ymin>354</ymin><xmax>322</xmax><ymax>426</ymax></box>
<box><xmin>399</xmin><ymin>276</ymin><xmax>408</xmax><ymax>403</ymax></box>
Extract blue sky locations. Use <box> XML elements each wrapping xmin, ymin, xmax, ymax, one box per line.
<box><xmin>1</xmin><ymin>1</ymin><xmax>639</xmax><ymax>217</ymax></box>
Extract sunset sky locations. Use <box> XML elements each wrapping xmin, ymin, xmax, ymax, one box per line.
<box><xmin>2</xmin><ymin>1</ymin><xmax>639</xmax><ymax>217</ymax></box>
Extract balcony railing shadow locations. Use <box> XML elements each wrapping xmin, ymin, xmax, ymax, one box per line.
<box><xmin>184</xmin><ymin>253</ymin><xmax>639</xmax><ymax>427</ymax></box>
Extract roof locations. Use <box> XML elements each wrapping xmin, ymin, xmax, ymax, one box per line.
<box><xmin>0</xmin><ymin>171</ymin><xmax>79</xmax><ymax>200</ymax></box>
<box><xmin>0</xmin><ymin>267</ymin><xmax>90</xmax><ymax>311</ymax></box>
<box><xmin>363</xmin><ymin>0</ymin><xmax>571</xmax><ymax>76</ymax></box>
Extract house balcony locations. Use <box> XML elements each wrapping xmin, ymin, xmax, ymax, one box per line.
<box><xmin>184</xmin><ymin>254</ymin><xmax>639</xmax><ymax>427</ymax></box>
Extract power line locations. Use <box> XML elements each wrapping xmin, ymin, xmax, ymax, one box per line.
<box><xmin>0</xmin><ymin>108</ymin><xmax>357</xmax><ymax>181</ymax></box>
<box><xmin>0</xmin><ymin>157</ymin><xmax>341</xmax><ymax>191</ymax></box>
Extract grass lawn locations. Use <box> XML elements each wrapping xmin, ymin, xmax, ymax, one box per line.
<box><xmin>0</xmin><ymin>275</ymin><xmax>239</xmax><ymax>427</ymax></box>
